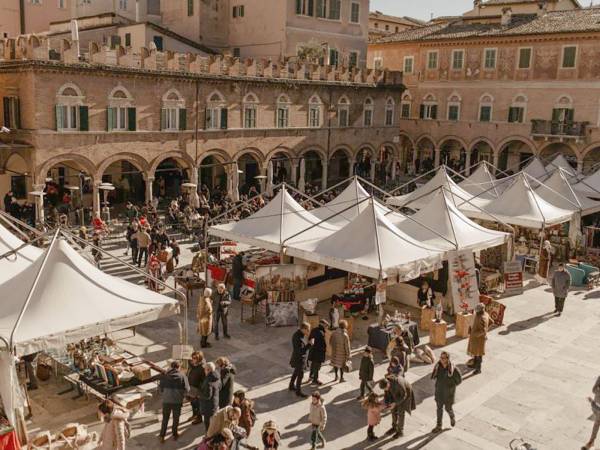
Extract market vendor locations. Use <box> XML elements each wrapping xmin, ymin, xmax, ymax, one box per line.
<box><xmin>417</xmin><ymin>280</ymin><xmax>435</xmax><ymax>308</ymax></box>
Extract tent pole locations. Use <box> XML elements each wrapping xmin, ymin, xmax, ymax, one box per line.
<box><xmin>387</xmin><ymin>165</ymin><xmax>441</xmax><ymax>196</ymax></box>
<box><xmin>9</xmin><ymin>229</ymin><xmax>60</xmax><ymax>350</ymax></box>
<box><xmin>0</xmin><ymin>232</ymin><xmax>49</xmax><ymax>261</ymax></box>
<box><xmin>0</xmin><ymin>210</ymin><xmax>42</xmax><ymax>240</ymax></box>
<box><xmin>307</xmin><ymin>176</ymin><xmax>354</xmax><ymax>202</ymax></box>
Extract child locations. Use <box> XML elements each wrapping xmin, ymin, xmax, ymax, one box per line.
<box><xmin>387</xmin><ymin>356</ymin><xmax>403</xmax><ymax>377</ymax></box>
<box><xmin>309</xmin><ymin>392</ymin><xmax>327</xmax><ymax>450</ymax></box>
<box><xmin>261</xmin><ymin>420</ymin><xmax>281</xmax><ymax>450</ymax></box>
<box><xmin>357</xmin><ymin>346</ymin><xmax>374</xmax><ymax>400</ymax></box>
<box><xmin>361</xmin><ymin>392</ymin><xmax>384</xmax><ymax>441</ymax></box>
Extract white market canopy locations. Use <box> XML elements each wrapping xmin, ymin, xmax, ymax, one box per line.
<box><xmin>0</xmin><ymin>237</ymin><xmax>179</xmax><ymax>355</ymax></box>
<box><xmin>535</xmin><ymin>169</ymin><xmax>600</xmax><ymax>216</ymax></box>
<box><xmin>286</xmin><ymin>201</ymin><xmax>444</xmax><ymax>281</ymax></box>
<box><xmin>459</xmin><ymin>162</ymin><xmax>503</xmax><ymax>199</ymax></box>
<box><xmin>573</xmin><ymin>167</ymin><xmax>600</xmax><ymax>197</ymax></box>
<box><xmin>0</xmin><ymin>223</ymin><xmax>42</xmax><ymax>284</ymax></box>
<box><xmin>390</xmin><ymin>188</ymin><xmax>510</xmax><ymax>253</ymax></box>
<box><xmin>544</xmin><ymin>153</ymin><xmax>577</xmax><ymax>178</ymax></box>
<box><xmin>522</xmin><ymin>157</ymin><xmax>548</xmax><ymax>180</ymax></box>
<box><xmin>461</xmin><ymin>173</ymin><xmax>574</xmax><ymax>229</ymax></box>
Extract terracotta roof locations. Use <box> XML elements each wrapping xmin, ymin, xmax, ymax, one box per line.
<box><xmin>370</xmin><ymin>8</ymin><xmax>600</xmax><ymax>44</ymax></box>
<box><xmin>369</xmin><ymin>11</ymin><xmax>425</xmax><ymax>27</ymax></box>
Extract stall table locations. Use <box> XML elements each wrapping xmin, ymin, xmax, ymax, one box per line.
<box><xmin>367</xmin><ymin>321</ymin><xmax>419</xmax><ymax>353</ymax></box>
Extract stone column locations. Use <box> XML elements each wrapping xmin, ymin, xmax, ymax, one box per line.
<box><xmin>391</xmin><ymin>158</ymin><xmax>397</xmax><ymax>180</ymax></box>
<box><xmin>321</xmin><ymin>161</ymin><xmax>328</xmax><ymax>191</ymax></box>
<box><xmin>577</xmin><ymin>158</ymin><xmax>584</xmax><ymax>174</ymax></box>
<box><xmin>434</xmin><ymin>148</ymin><xmax>441</xmax><ymax>168</ymax></box>
<box><xmin>145</xmin><ymin>176</ymin><xmax>154</xmax><ymax>204</ymax></box>
<box><xmin>492</xmin><ymin>152</ymin><xmax>500</xmax><ymax>172</ymax></box>
<box><xmin>291</xmin><ymin>161</ymin><xmax>298</xmax><ymax>187</ymax></box>
<box><xmin>92</xmin><ymin>181</ymin><xmax>101</xmax><ymax>216</ymax></box>
<box><xmin>465</xmin><ymin>150</ymin><xmax>472</xmax><ymax>176</ymax></box>
<box><xmin>32</xmin><ymin>184</ymin><xmax>45</xmax><ymax>225</ymax></box>
<box><xmin>370</xmin><ymin>160</ymin><xmax>376</xmax><ymax>182</ymax></box>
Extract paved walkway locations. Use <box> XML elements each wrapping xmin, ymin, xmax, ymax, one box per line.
<box><xmin>25</xmin><ymin>240</ymin><xmax>600</xmax><ymax>450</ymax></box>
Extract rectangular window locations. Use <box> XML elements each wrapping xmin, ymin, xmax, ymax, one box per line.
<box><xmin>125</xmin><ymin>33</ymin><xmax>131</xmax><ymax>47</ymax></box>
<box><xmin>233</xmin><ymin>47</ymin><xmax>241</xmax><ymax>58</ymax></box>
<box><xmin>350</xmin><ymin>2</ymin><xmax>360</xmax><ymax>23</ymax></box>
<box><xmin>119</xmin><ymin>0</ymin><xmax>127</xmax><ymax>10</ymax></box>
<box><xmin>57</xmin><ymin>104</ymin><xmax>78</xmax><ymax>131</ymax></box>
<box><xmin>161</xmin><ymin>108</ymin><xmax>179</xmax><ymax>131</ymax></box>
<box><xmin>484</xmin><ymin>48</ymin><xmax>496</xmax><ymax>69</ymax></box>
<box><xmin>58</xmin><ymin>0</ymin><xmax>66</xmax><ymax>8</ymax></box>
<box><xmin>452</xmin><ymin>50</ymin><xmax>464</xmax><ymax>70</ymax></box>
<box><xmin>403</xmin><ymin>56</ymin><xmax>413</xmax><ymax>74</ymax></box>
<box><xmin>448</xmin><ymin>104</ymin><xmax>460</xmax><ymax>121</ymax></box>
<box><xmin>110</xmin><ymin>35</ymin><xmax>121</xmax><ymax>49</ymax></box>
<box><xmin>277</xmin><ymin>107</ymin><xmax>289</xmax><ymax>128</ymax></box>
<box><xmin>297</xmin><ymin>0</ymin><xmax>314</xmax><ymax>16</ymax></box>
<box><xmin>508</xmin><ymin>106</ymin><xmax>524</xmax><ymax>123</ymax></box>
<box><xmin>309</xmin><ymin>106</ymin><xmax>320</xmax><ymax>127</ymax></box>
<box><xmin>518</xmin><ymin>48</ymin><xmax>531</xmax><ymax>69</ymax></box>
<box><xmin>232</xmin><ymin>5</ymin><xmax>245</xmax><ymax>17</ymax></box>
<box><xmin>419</xmin><ymin>104</ymin><xmax>437</xmax><ymax>120</ymax></box>
<box><xmin>385</xmin><ymin>108</ymin><xmax>394</xmax><ymax>126</ymax></box>
<box><xmin>363</xmin><ymin>109</ymin><xmax>373</xmax><ymax>127</ymax></box>
<box><xmin>3</xmin><ymin>97</ymin><xmax>20</xmax><ymax>129</ymax></box>
<box><xmin>328</xmin><ymin>0</ymin><xmax>340</xmax><ymax>20</ymax></box>
<box><xmin>348</xmin><ymin>51</ymin><xmax>358</xmax><ymax>68</ymax></box>
<box><xmin>329</xmin><ymin>48</ymin><xmax>339</xmax><ymax>66</ymax></box>
<box><xmin>373</xmin><ymin>57</ymin><xmax>383</xmax><ymax>70</ymax></box>
<box><xmin>153</xmin><ymin>35</ymin><xmax>163</xmax><ymax>51</ymax></box>
<box><xmin>188</xmin><ymin>0</ymin><xmax>194</xmax><ymax>16</ymax></box>
<box><xmin>244</xmin><ymin>106</ymin><xmax>256</xmax><ymax>129</ymax></box>
<box><xmin>427</xmin><ymin>51</ymin><xmax>438</xmax><ymax>70</ymax></box>
<box><xmin>479</xmin><ymin>105</ymin><xmax>492</xmax><ymax>122</ymax></box>
<box><xmin>338</xmin><ymin>107</ymin><xmax>348</xmax><ymax>127</ymax></box>
<box><xmin>400</xmin><ymin>103</ymin><xmax>411</xmax><ymax>119</ymax></box>
<box><xmin>562</xmin><ymin>46</ymin><xmax>577</xmax><ymax>68</ymax></box>
<box><xmin>316</xmin><ymin>0</ymin><xmax>326</xmax><ymax>18</ymax></box>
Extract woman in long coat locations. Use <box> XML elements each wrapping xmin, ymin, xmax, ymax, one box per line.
<box><xmin>467</xmin><ymin>303</ymin><xmax>489</xmax><ymax>375</ymax></box>
<box><xmin>97</xmin><ymin>400</ymin><xmax>129</xmax><ymax>450</ymax></box>
<box><xmin>198</xmin><ymin>288</ymin><xmax>213</xmax><ymax>348</ymax></box>
<box><xmin>329</xmin><ymin>320</ymin><xmax>350</xmax><ymax>383</ymax></box>
<box><xmin>431</xmin><ymin>351</ymin><xmax>462</xmax><ymax>433</ymax></box>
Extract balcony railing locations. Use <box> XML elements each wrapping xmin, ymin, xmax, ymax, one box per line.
<box><xmin>531</xmin><ymin>120</ymin><xmax>588</xmax><ymax>138</ymax></box>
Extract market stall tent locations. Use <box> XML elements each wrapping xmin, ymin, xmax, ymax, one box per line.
<box><xmin>0</xmin><ymin>237</ymin><xmax>180</xmax><ymax>356</ymax></box>
<box><xmin>544</xmin><ymin>153</ymin><xmax>577</xmax><ymax>178</ymax></box>
<box><xmin>536</xmin><ymin>169</ymin><xmax>600</xmax><ymax>215</ymax></box>
<box><xmin>391</xmin><ymin>188</ymin><xmax>510</xmax><ymax>253</ymax></box>
<box><xmin>286</xmin><ymin>200</ymin><xmax>444</xmax><ymax>281</ymax></box>
<box><xmin>459</xmin><ymin>163</ymin><xmax>503</xmax><ymax>199</ymax></box>
<box><xmin>522</xmin><ymin>157</ymin><xmax>548</xmax><ymax>180</ymax></box>
<box><xmin>461</xmin><ymin>173</ymin><xmax>574</xmax><ymax>229</ymax></box>
<box><xmin>0</xmin><ymin>223</ymin><xmax>42</xmax><ymax>284</ymax></box>
<box><xmin>573</xmin><ymin>167</ymin><xmax>600</xmax><ymax>197</ymax></box>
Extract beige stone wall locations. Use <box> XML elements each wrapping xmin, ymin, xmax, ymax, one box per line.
<box><xmin>0</xmin><ymin>0</ymin><xmax>20</xmax><ymax>38</ymax></box>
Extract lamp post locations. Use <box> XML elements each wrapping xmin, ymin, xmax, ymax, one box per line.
<box><xmin>28</xmin><ymin>190</ymin><xmax>46</xmax><ymax>227</ymax></box>
<box><xmin>99</xmin><ymin>182</ymin><xmax>115</xmax><ymax>223</ymax></box>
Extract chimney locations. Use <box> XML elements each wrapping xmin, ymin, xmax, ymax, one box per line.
<box><xmin>501</xmin><ymin>7</ymin><xmax>512</xmax><ymax>26</ymax></box>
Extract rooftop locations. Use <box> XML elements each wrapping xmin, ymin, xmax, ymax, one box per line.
<box><xmin>369</xmin><ymin>11</ymin><xmax>425</xmax><ymax>27</ymax></box>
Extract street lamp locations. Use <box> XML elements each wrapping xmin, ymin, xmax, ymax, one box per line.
<box><xmin>99</xmin><ymin>182</ymin><xmax>115</xmax><ymax>223</ymax></box>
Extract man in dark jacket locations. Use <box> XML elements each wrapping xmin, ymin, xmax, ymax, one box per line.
<box><xmin>199</xmin><ymin>362</ymin><xmax>221</xmax><ymax>432</ymax></box>
<box><xmin>187</xmin><ymin>351</ymin><xmax>206</xmax><ymax>425</ymax></box>
<box><xmin>231</xmin><ymin>252</ymin><xmax>245</xmax><ymax>300</ymax></box>
<box><xmin>307</xmin><ymin>320</ymin><xmax>327</xmax><ymax>386</ymax></box>
<box><xmin>289</xmin><ymin>322</ymin><xmax>312</xmax><ymax>398</ymax></box>
<box><xmin>358</xmin><ymin>346</ymin><xmax>374</xmax><ymax>399</ymax></box>
<box><xmin>431</xmin><ymin>351</ymin><xmax>462</xmax><ymax>433</ymax></box>
<box><xmin>551</xmin><ymin>263</ymin><xmax>571</xmax><ymax>316</ymax></box>
<box><xmin>379</xmin><ymin>375</ymin><xmax>416</xmax><ymax>439</ymax></box>
<box><xmin>217</xmin><ymin>356</ymin><xmax>237</xmax><ymax>408</ymax></box>
<box><xmin>159</xmin><ymin>361</ymin><xmax>190</xmax><ymax>442</ymax></box>
<box><xmin>212</xmin><ymin>283</ymin><xmax>232</xmax><ymax>340</ymax></box>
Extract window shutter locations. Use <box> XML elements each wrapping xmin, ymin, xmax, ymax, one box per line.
<box><xmin>566</xmin><ymin>109</ymin><xmax>574</xmax><ymax>122</ymax></box>
<box><xmin>419</xmin><ymin>104</ymin><xmax>425</xmax><ymax>119</ymax></box>
<box><xmin>3</xmin><ymin>97</ymin><xmax>10</xmax><ymax>127</ymax></box>
<box><xmin>127</xmin><ymin>107</ymin><xmax>136</xmax><ymax>131</ymax></box>
<box><xmin>240</xmin><ymin>5</ymin><xmax>244</xmax><ymax>16</ymax></box>
<box><xmin>15</xmin><ymin>98</ymin><xmax>21</xmax><ymax>129</ymax></box>
<box><xmin>56</xmin><ymin>105</ymin><xmax>63</xmax><ymax>130</ymax></box>
<box><xmin>296</xmin><ymin>0</ymin><xmax>302</xmax><ymax>14</ymax></box>
<box><xmin>431</xmin><ymin>105</ymin><xmax>438</xmax><ymax>119</ymax></box>
<box><xmin>220</xmin><ymin>108</ymin><xmax>228</xmax><ymax>129</ymax></box>
<box><xmin>551</xmin><ymin>108</ymin><xmax>561</xmax><ymax>122</ymax></box>
<box><xmin>107</xmin><ymin>107</ymin><xmax>114</xmax><ymax>131</ymax></box>
<box><xmin>160</xmin><ymin>108</ymin><xmax>167</xmax><ymax>130</ymax></box>
<box><xmin>79</xmin><ymin>105</ymin><xmax>89</xmax><ymax>131</ymax></box>
<box><xmin>205</xmin><ymin>108</ymin><xmax>210</xmax><ymax>129</ymax></box>
<box><xmin>179</xmin><ymin>108</ymin><xmax>187</xmax><ymax>131</ymax></box>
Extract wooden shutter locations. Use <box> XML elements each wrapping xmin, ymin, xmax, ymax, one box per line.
<box><xmin>419</xmin><ymin>104</ymin><xmax>425</xmax><ymax>119</ymax></box>
<box><xmin>431</xmin><ymin>105</ymin><xmax>438</xmax><ymax>120</ymax></box>
<box><xmin>107</xmin><ymin>107</ymin><xmax>114</xmax><ymax>131</ymax></box>
<box><xmin>15</xmin><ymin>98</ymin><xmax>20</xmax><ymax>129</ymax></box>
<box><xmin>160</xmin><ymin>108</ymin><xmax>167</xmax><ymax>130</ymax></box>
<box><xmin>179</xmin><ymin>108</ymin><xmax>187</xmax><ymax>131</ymax></box>
<box><xmin>79</xmin><ymin>105</ymin><xmax>89</xmax><ymax>131</ymax></box>
<box><xmin>551</xmin><ymin>108</ymin><xmax>560</xmax><ymax>122</ymax></box>
<box><xmin>3</xmin><ymin>97</ymin><xmax>10</xmax><ymax>127</ymax></box>
<box><xmin>566</xmin><ymin>109</ymin><xmax>574</xmax><ymax>122</ymax></box>
<box><xmin>56</xmin><ymin>105</ymin><xmax>64</xmax><ymax>131</ymax></box>
<box><xmin>220</xmin><ymin>108</ymin><xmax>228</xmax><ymax>129</ymax></box>
<box><xmin>127</xmin><ymin>107</ymin><xmax>136</xmax><ymax>131</ymax></box>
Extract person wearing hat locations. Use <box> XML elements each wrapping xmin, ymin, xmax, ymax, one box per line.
<box><xmin>308</xmin><ymin>391</ymin><xmax>327</xmax><ymax>450</ymax></box>
<box><xmin>307</xmin><ymin>320</ymin><xmax>328</xmax><ymax>386</ymax></box>
<box><xmin>261</xmin><ymin>420</ymin><xmax>281</xmax><ymax>450</ymax></box>
<box><xmin>551</xmin><ymin>262</ymin><xmax>571</xmax><ymax>316</ymax></box>
<box><xmin>467</xmin><ymin>303</ymin><xmax>489</xmax><ymax>374</ymax></box>
<box><xmin>358</xmin><ymin>346</ymin><xmax>375</xmax><ymax>400</ymax></box>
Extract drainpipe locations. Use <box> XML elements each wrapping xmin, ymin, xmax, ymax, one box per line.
<box><xmin>19</xmin><ymin>0</ymin><xmax>25</xmax><ymax>34</ymax></box>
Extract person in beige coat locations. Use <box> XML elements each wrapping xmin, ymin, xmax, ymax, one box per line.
<box><xmin>329</xmin><ymin>320</ymin><xmax>350</xmax><ymax>383</ymax></box>
<box><xmin>198</xmin><ymin>288</ymin><xmax>213</xmax><ymax>348</ymax></box>
<box><xmin>467</xmin><ymin>303</ymin><xmax>489</xmax><ymax>375</ymax></box>
<box><xmin>97</xmin><ymin>400</ymin><xmax>129</xmax><ymax>450</ymax></box>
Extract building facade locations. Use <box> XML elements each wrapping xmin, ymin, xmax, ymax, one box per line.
<box><xmin>369</xmin><ymin>11</ymin><xmax>423</xmax><ymax>39</ymax></box>
<box><xmin>0</xmin><ymin>36</ymin><xmax>402</xmax><ymax>218</ymax></box>
<box><xmin>368</xmin><ymin>0</ymin><xmax>600</xmax><ymax>175</ymax></box>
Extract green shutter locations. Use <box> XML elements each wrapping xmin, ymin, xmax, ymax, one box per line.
<box><xmin>566</xmin><ymin>109</ymin><xmax>574</xmax><ymax>122</ymax></box>
<box><xmin>127</xmin><ymin>107</ymin><xmax>136</xmax><ymax>131</ymax></box>
<box><xmin>179</xmin><ymin>108</ymin><xmax>187</xmax><ymax>131</ymax></box>
<box><xmin>107</xmin><ymin>107</ymin><xmax>113</xmax><ymax>131</ymax></box>
<box><xmin>15</xmin><ymin>98</ymin><xmax>21</xmax><ymax>129</ymax></box>
<box><xmin>3</xmin><ymin>97</ymin><xmax>10</xmax><ymax>127</ymax></box>
<box><xmin>419</xmin><ymin>104</ymin><xmax>425</xmax><ymax>119</ymax></box>
<box><xmin>220</xmin><ymin>108</ymin><xmax>228</xmax><ymax>129</ymax></box>
<box><xmin>431</xmin><ymin>105</ymin><xmax>437</xmax><ymax>119</ymax></box>
<box><xmin>160</xmin><ymin>108</ymin><xmax>166</xmax><ymax>130</ymax></box>
<box><xmin>79</xmin><ymin>105</ymin><xmax>89</xmax><ymax>131</ymax></box>
<box><xmin>55</xmin><ymin>105</ymin><xmax>63</xmax><ymax>130</ymax></box>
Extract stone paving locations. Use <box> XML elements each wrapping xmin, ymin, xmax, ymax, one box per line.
<box><xmin>24</xmin><ymin>241</ymin><xmax>600</xmax><ymax>450</ymax></box>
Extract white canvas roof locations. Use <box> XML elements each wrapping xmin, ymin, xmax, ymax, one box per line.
<box><xmin>535</xmin><ymin>169</ymin><xmax>600</xmax><ymax>216</ymax></box>
<box><xmin>573</xmin><ymin>168</ymin><xmax>600</xmax><ymax>197</ymax></box>
<box><xmin>464</xmin><ymin>174</ymin><xmax>574</xmax><ymax>228</ymax></box>
<box><xmin>522</xmin><ymin>157</ymin><xmax>548</xmax><ymax>180</ymax></box>
<box><xmin>386</xmin><ymin>167</ymin><xmax>490</xmax><ymax>213</ymax></box>
<box><xmin>390</xmin><ymin>189</ymin><xmax>510</xmax><ymax>253</ymax></box>
<box><xmin>545</xmin><ymin>154</ymin><xmax>577</xmax><ymax>177</ymax></box>
<box><xmin>286</xmin><ymin>201</ymin><xmax>444</xmax><ymax>280</ymax></box>
<box><xmin>0</xmin><ymin>223</ymin><xmax>42</xmax><ymax>284</ymax></box>
<box><xmin>0</xmin><ymin>237</ymin><xmax>179</xmax><ymax>355</ymax></box>
<box><xmin>459</xmin><ymin>163</ymin><xmax>502</xmax><ymax>199</ymax></box>
<box><xmin>209</xmin><ymin>188</ymin><xmax>333</xmax><ymax>252</ymax></box>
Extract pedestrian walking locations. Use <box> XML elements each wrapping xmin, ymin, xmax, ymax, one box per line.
<box><xmin>551</xmin><ymin>263</ymin><xmax>571</xmax><ymax>316</ymax></box>
<box><xmin>231</xmin><ymin>252</ymin><xmax>245</xmax><ymax>300</ymax></box>
<box><xmin>128</xmin><ymin>222</ymin><xmax>139</xmax><ymax>264</ymax></box>
<box><xmin>379</xmin><ymin>375</ymin><xmax>416</xmax><ymax>439</ymax></box>
<box><xmin>308</xmin><ymin>319</ymin><xmax>328</xmax><ymax>386</ymax></box>
<box><xmin>357</xmin><ymin>346</ymin><xmax>374</xmax><ymax>400</ymax></box>
<box><xmin>198</xmin><ymin>288</ymin><xmax>214</xmax><ymax>348</ymax></box>
<box><xmin>212</xmin><ymin>283</ymin><xmax>232</xmax><ymax>340</ymax></box>
<box><xmin>261</xmin><ymin>420</ymin><xmax>281</xmax><ymax>450</ymax></box>
<box><xmin>582</xmin><ymin>376</ymin><xmax>600</xmax><ymax>450</ymax></box>
<box><xmin>187</xmin><ymin>351</ymin><xmax>206</xmax><ymax>426</ymax></box>
<box><xmin>217</xmin><ymin>356</ymin><xmax>237</xmax><ymax>408</ymax></box>
<box><xmin>233</xmin><ymin>390</ymin><xmax>257</xmax><ymax>449</ymax></box>
<box><xmin>97</xmin><ymin>400</ymin><xmax>130</xmax><ymax>450</ymax></box>
<box><xmin>134</xmin><ymin>227</ymin><xmax>150</xmax><ymax>267</ymax></box>
<box><xmin>158</xmin><ymin>361</ymin><xmax>190</xmax><ymax>443</ymax></box>
<box><xmin>467</xmin><ymin>303</ymin><xmax>489</xmax><ymax>375</ymax></box>
<box><xmin>329</xmin><ymin>320</ymin><xmax>350</xmax><ymax>383</ymax></box>
<box><xmin>431</xmin><ymin>351</ymin><xmax>462</xmax><ymax>433</ymax></box>
<box><xmin>199</xmin><ymin>362</ymin><xmax>222</xmax><ymax>432</ymax></box>
<box><xmin>289</xmin><ymin>322</ymin><xmax>312</xmax><ymax>398</ymax></box>
<box><xmin>308</xmin><ymin>392</ymin><xmax>327</xmax><ymax>450</ymax></box>
<box><xmin>361</xmin><ymin>392</ymin><xmax>384</xmax><ymax>441</ymax></box>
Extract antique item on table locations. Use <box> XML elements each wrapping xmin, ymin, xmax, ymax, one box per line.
<box><xmin>434</xmin><ymin>302</ymin><xmax>443</xmax><ymax>323</ymax></box>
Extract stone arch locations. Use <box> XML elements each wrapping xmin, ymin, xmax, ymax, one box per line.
<box><xmin>437</xmin><ymin>136</ymin><xmax>467</xmax><ymax>172</ymax></box>
<box><xmin>57</xmin><ymin>82</ymin><xmax>84</xmax><ymax>98</ymax></box>
<box><xmin>328</xmin><ymin>146</ymin><xmax>352</xmax><ymax>185</ymax></box>
<box><xmin>96</xmin><ymin>152</ymin><xmax>150</xmax><ymax>180</ymax></box>
<box><xmin>468</xmin><ymin>137</ymin><xmax>495</xmax><ymax>153</ymax></box>
<box><xmin>265</xmin><ymin>146</ymin><xmax>295</xmax><ymax>163</ymax></box>
<box><xmin>3</xmin><ymin>152</ymin><xmax>28</xmax><ymax>172</ymax></box>
<box><xmin>233</xmin><ymin>147</ymin><xmax>265</xmax><ymax>166</ymax></box>
<box><xmin>98</xmin><ymin>154</ymin><xmax>149</xmax><ymax>205</ymax></box>
<box><xmin>236</xmin><ymin>149</ymin><xmax>264</xmax><ymax>194</ymax></box>
<box><xmin>437</xmin><ymin>135</ymin><xmax>468</xmax><ymax>151</ymax></box>
<box><xmin>108</xmin><ymin>85</ymin><xmax>133</xmax><ymax>100</ymax></box>
<box><xmin>497</xmin><ymin>137</ymin><xmax>537</xmax><ymax>173</ymax></box>
<box><xmin>582</xmin><ymin>143</ymin><xmax>600</xmax><ymax>173</ymax></box>
<box><xmin>207</xmin><ymin>90</ymin><xmax>225</xmax><ymax>103</ymax></box>
<box><xmin>243</xmin><ymin>92</ymin><xmax>259</xmax><ymax>104</ymax></box>
<box><xmin>197</xmin><ymin>148</ymin><xmax>231</xmax><ymax>165</ymax></box>
<box><xmin>469</xmin><ymin>139</ymin><xmax>495</xmax><ymax>169</ymax></box>
<box><xmin>416</xmin><ymin>134</ymin><xmax>436</xmax><ymax>148</ymax></box>
<box><xmin>198</xmin><ymin>150</ymin><xmax>230</xmax><ymax>191</ymax></box>
<box><xmin>297</xmin><ymin>145</ymin><xmax>327</xmax><ymax>163</ymax></box>
<box><xmin>267</xmin><ymin>147</ymin><xmax>294</xmax><ymax>184</ymax></box>
<box><xmin>538</xmin><ymin>142</ymin><xmax>579</xmax><ymax>170</ymax></box>
<box><xmin>397</xmin><ymin>132</ymin><xmax>415</xmax><ymax>148</ymax></box>
<box><xmin>149</xmin><ymin>151</ymin><xmax>195</xmax><ymax>178</ymax></box>
<box><xmin>496</xmin><ymin>136</ymin><xmax>536</xmax><ymax>155</ymax></box>
<box><xmin>36</xmin><ymin>154</ymin><xmax>96</xmax><ymax>184</ymax></box>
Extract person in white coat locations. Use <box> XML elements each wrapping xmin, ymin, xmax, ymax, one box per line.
<box><xmin>96</xmin><ymin>400</ymin><xmax>129</xmax><ymax>450</ymax></box>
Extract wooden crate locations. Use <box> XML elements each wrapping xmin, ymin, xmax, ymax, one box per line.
<box><xmin>455</xmin><ymin>313</ymin><xmax>472</xmax><ymax>338</ymax></box>
<box><xmin>420</xmin><ymin>307</ymin><xmax>435</xmax><ymax>331</ymax></box>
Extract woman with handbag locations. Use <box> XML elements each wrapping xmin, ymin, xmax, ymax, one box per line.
<box><xmin>329</xmin><ymin>320</ymin><xmax>350</xmax><ymax>383</ymax></box>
